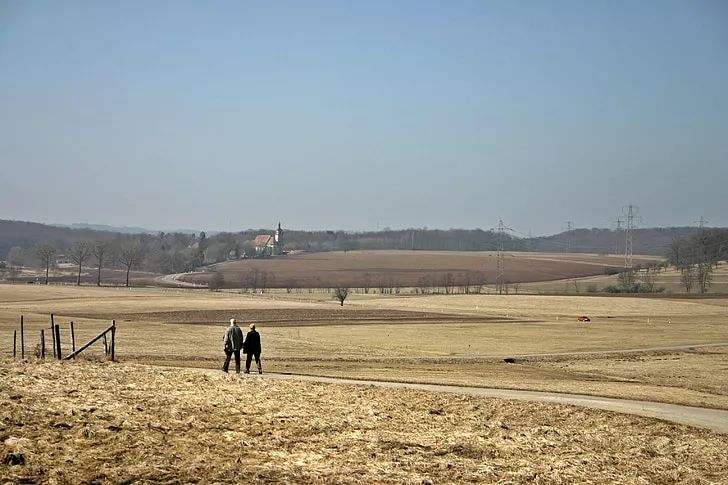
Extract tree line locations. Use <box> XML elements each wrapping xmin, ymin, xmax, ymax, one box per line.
<box><xmin>667</xmin><ymin>228</ymin><xmax>728</xmax><ymax>294</ymax></box>
<box><xmin>3</xmin><ymin>232</ymin><xmax>206</xmax><ymax>286</ymax></box>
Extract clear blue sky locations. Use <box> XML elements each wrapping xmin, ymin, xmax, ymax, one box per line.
<box><xmin>1</xmin><ymin>1</ymin><xmax>726</xmax><ymax>235</ymax></box>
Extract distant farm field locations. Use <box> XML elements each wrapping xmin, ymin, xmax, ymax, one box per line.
<box><xmin>182</xmin><ymin>250</ymin><xmax>662</xmax><ymax>288</ymax></box>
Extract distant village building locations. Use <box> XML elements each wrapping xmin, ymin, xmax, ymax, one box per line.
<box><xmin>253</xmin><ymin>222</ymin><xmax>284</xmax><ymax>256</ymax></box>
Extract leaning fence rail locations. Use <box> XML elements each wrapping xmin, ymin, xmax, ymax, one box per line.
<box><xmin>10</xmin><ymin>314</ymin><xmax>116</xmax><ymax>362</ymax></box>
<box><xmin>64</xmin><ymin>320</ymin><xmax>116</xmax><ymax>361</ymax></box>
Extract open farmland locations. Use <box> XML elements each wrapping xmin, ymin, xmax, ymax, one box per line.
<box><xmin>1</xmin><ymin>284</ymin><xmax>727</xmax><ymax>410</ymax></box>
<box><xmin>181</xmin><ymin>250</ymin><xmax>662</xmax><ymax>288</ymax></box>
<box><xmin>3</xmin><ymin>361</ymin><xmax>727</xmax><ymax>484</ymax></box>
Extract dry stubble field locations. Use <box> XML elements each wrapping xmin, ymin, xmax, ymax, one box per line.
<box><xmin>2</xmin><ymin>361</ymin><xmax>728</xmax><ymax>484</ymax></box>
<box><xmin>2</xmin><ymin>284</ymin><xmax>728</xmax><ymax>482</ymax></box>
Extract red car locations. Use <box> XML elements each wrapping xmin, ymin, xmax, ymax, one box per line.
<box><xmin>577</xmin><ymin>316</ymin><xmax>591</xmax><ymax>322</ymax></box>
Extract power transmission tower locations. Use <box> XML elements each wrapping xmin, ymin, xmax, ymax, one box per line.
<box><xmin>492</xmin><ymin>219</ymin><xmax>513</xmax><ymax>294</ymax></box>
<box><xmin>614</xmin><ymin>217</ymin><xmax>623</xmax><ymax>255</ymax></box>
<box><xmin>622</xmin><ymin>205</ymin><xmax>640</xmax><ymax>269</ymax></box>
<box><xmin>566</xmin><ymin>221</ymin><xmax>573</xmax><ymax>253</ymax></box>
<box><xmin>695</xmin><ymin>216</ymin><xmax>708</xmax><ymax>229</ymax></box>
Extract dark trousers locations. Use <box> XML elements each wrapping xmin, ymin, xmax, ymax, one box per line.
<box><xmin>223</xmin><ymin>349</ymin><xmax>241</xmax><ymax>373</ymax></box>
<box><xmin>245</xmin><ymin>352</ymin><xmax>262</xmax><ymax>373</ymax></box>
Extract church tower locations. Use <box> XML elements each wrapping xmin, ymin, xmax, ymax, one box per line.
<box><xmin>274</xmin><ymin>222</ymin><xmax>283</xmax><ymax>253</ymax></box>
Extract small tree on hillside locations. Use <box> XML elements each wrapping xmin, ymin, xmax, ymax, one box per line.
<box><xmin>118</xmin><ymin>240</ymin><xmax>144</xmax><ymax>287</ymax></box>
<box><xmin>35</xmin><ymin>243</ymin><xmax>56</xmax><ymax>285</ymax></box>
<box><xmin>208</xmin><ymin>271</ymin><xmax>225</xmax><ymax>291</ymax></box>
<box><xmin>334</xmin><ymin>287</ymin><xmax>349</xmax><ymax>306</ymax></box>
<box><xmin>92</xmin><ymin>240</ymin><xmax>112</xmax><ymax>286</ymax></box>
<box><xmin>680</xmin><ymin>266</ymin><xmax>696</xmax><ymax>293</ymax></box>
<box><xmin>7</xmin><ymin>246</ymin><xmax>24</xmax><ymax>282</ymax></box>
<box><xmin>69</xmin><ymin>241</ymin><xmax>93</xmax><ymax>286</ymax></box>
<box><xmin>617</xmin><ymin>270</ymin><xmax>636</xmax><ymax>292</ymax></box>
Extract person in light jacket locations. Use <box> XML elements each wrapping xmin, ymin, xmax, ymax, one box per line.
<box><xmin>243</xmin><ymin>323</ymin><xmax>262</xmax><ymax>374</ymax></box>
<box><xmin>223</xmin><ymin>318</ymin><xmax>244</xmax><ymax>374</ymax></box>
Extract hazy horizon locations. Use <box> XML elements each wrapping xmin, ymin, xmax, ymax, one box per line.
<box><xmin>2</xmin><ymin>1</ymin><xmax>727</xmax><ymax>235</ymax></box>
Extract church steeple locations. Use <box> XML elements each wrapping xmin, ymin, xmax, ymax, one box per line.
<box><xmin>274</xmin><ymin>222</ymin><xmax>283</xmax><ymax>245</ymax></box>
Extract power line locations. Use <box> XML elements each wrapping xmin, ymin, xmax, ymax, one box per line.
<box><xmin>566</xmin><ymin>221</ymin><xmax>573</xmax><ymax>253</ymax></box>
<box><xmin>491</xmin><ymin>219</ymin><xmax>513</xmax><ymax>294</ymax></box>
<box><xmin>614</xmin><ymin>217</ymin><xmax>623</xmax><ymax>255</ymax></box>
<box><xmin>622</xmin><ymin>204</ymin><xmax>641</xmax><ymax>269</ymax></box>
<box><xmin>695</xmin><ymin>216</ymin><xmax>708</xmax><ymax>229</ymax></box>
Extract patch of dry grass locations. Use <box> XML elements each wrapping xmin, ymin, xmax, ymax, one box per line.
<box><xmin>2</xmin><ymin>360</ymin><xmax>727</xmax><ymax>484</ymax></box>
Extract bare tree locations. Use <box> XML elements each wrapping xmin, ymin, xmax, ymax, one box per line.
<box><xmin>208</xmin><ymin>271</ymin><xmax>225</xmax><ymax>291</ymax></box>
<box><xmin>7</xmin><ymin>246</ymin><xmax>24</xmax><ymax>268</ymax></box>
<box><xmin>697</xmin><ymin>262</ymin><xmax>713</xmax><ymax>294</ymax></box>
<box><xmin>442</xmin><ymin>272</ymin><xmax>455</xmax><ymax>295</ymax></box>
<box><xmin>640</xmin><ymin>269</ymin><xmax>656</xmax><ymax>293</ymax></box>
<box><xmin>118</xmin><ymin>240</ymin><xmax>144</xmax><ymax>287</ymax></box>
<box><xmin>92</xmin><ymin>240</ymin><xmax>112</xmax><ymax>286</ymax></box>
<box><xmin>69</xmin><ymin>241</ymin><xmax>93</xmax><ymax>286</ymax></box>
<box><xmin>334</xmin><ymin>287</ymin><xmax>349</xmax><ymax>306</ymax></box>
<box><xmin>417</xmin><ymin>274</ymin><xmax>431</xmax><ymax>294</ymax></box>
<box><xmin>245</xmin><ymin>268</ymin><xmax>261</xmax><ymax>293</ymax></box>
<box><xmin>362</xmin><ymin>273</ymin><xmax>371</xmax><ymax>294</ymax></box>
<box><xmin>680</xmin><ymin>265</ymin><xmax>695</xmax><ymax>293</ymax></box>
<box><xmin>35</xmin><ymin>243</ymin><xmax>56</xmax><ymax>285</ymax></box>
<box><xmin>6</xmin><ymin>246</ymin><xmax>24</xmax><ymax>282</ymax></box>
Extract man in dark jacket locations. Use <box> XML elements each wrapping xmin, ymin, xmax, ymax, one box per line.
<box><xmin>243</xmin><ymin>323</ymin><xmax>262</xmax><ymax>374</ymax></box>
<box><xmin>223</xmin><ymin>318</ymin><xmax>244</xmax><ymax>373</ymax></box>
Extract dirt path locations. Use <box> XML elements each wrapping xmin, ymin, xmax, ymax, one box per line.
<box><xmin>494</xmin><ymin>341</ymin><xmax>728</xmax><ymax>360</ymax></box>
<box><xmin>181</xmin><ymin>367</ymin><xmax>728</xmax><ymax>434</ymax></box>
<box><xmin>155</xmin><ymin>273</ymin><xmax>206</xmax><ymax>288</ymax></box>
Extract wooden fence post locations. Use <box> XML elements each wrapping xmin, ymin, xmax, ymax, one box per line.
<box><xmin>20</xmin><ymin>315</ymin><xmax>25</xmax><ymax>359</ymax></box>
<box><xmin>110</xmin><ymin>320</ymin><xmax>116</xmax><ymax>362</ymax></box>
<box><xmin>13</xmin><ymin>330</ymin><xmax>16</xmax><ymax>358</ymax></box>
<box><xmin>54</xmin><ymin>324</ymin><xmax>62</xmax><ymax>360</ymax></box>
<box><xmin>70</xmin><ymin>321</ymin><xmax>76</xmax><ymax>359</ymax></box>
<box><xmin>103</xmin><ymin>334</ymin><xmax>108</xmax><ymax>355</ymax></box>
<box><xmin>40</xmin><ymin>329</ymin><xmax>45</xmax><ymax>359</ymax></box>
<box><xmin>51</xmin><ymin>314</ymin><xmax>56</xmax><ymax>358</ymax></box>
<box><xmin>63</xmin><ymin>323</ymin><xmax>115</xmax><ymax>360</ymax></box>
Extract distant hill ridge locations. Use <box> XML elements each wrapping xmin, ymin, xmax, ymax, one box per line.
<box><xmin>51</xmin><ymin>222</ymin><xmax>201</xmax><ymax>235</ymax></box>
<box><xmin>0</xmin><ymin>218</ymin><xmax>710</xmax><ymax>259</ymax></box>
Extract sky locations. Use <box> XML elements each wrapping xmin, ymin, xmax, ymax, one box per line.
<box><xmin>1</xmin><ymin>1</ymin><xmax>727</xmax><ymax>235</ymax></box>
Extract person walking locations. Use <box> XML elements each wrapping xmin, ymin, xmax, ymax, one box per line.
<box><xmin>243</xmin><ymin>323</ymin><xmax>262</xmax><ymax>374</ymax></box>
<box><xmin>223</xmin><ymin>318</ymin><xmax>244</xmax><ymax>374</ymax></box>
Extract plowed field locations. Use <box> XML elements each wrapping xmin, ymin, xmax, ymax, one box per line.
<box><xmin>182</xmin><ymin>250</ymin><xmax>662</xmax><ymax>288</ymax></box>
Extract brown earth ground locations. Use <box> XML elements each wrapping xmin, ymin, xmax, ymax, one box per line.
<box><xmin>183</xmin><ymin>250</ymin><xmax>662</xmax><ymax>288</ymax></box>
<box><xmin>1</xmin><ymin>284</ymin><xmax>727</xmax><ymax>411</ymax></box>
<box><xmin>2</xmin><ymin>361</ymin><xmax>728</xmax><ymax>484</ymax></box>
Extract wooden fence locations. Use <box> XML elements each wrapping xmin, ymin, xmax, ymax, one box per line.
<box><xmin>12</xmin><ymin>314</ymin><xmax>116</xmax><ymax>362</ymax></box>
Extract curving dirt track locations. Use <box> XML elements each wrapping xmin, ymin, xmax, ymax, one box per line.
<box><xmin>185</xmin><ymin>368</ymin><xmax>728</xmax><ymax>434</ymax></box>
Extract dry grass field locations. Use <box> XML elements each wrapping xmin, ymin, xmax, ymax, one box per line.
<box><xmin>2</xmin><ymin>361</ymin><xmax>728</xmax><ymax>484</ymax></box>
<box><xmin>182</xmin><ymin>250</ymin><xmax>662</xmax><ymax>288</ymax></box>
<box><xmin>1</xmin><ymin>284</ymin><xmax>727</xmax><ymax>411</ymax></box>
